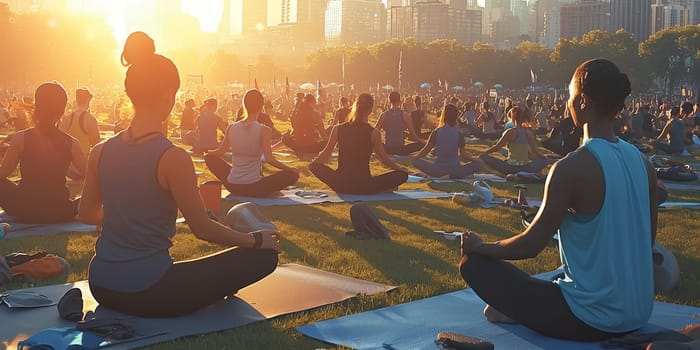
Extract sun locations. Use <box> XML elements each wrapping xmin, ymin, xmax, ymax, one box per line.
<box><xmin>181</xmin><ymin>0</ymin><xmax>224</xmax><ymax>33</ymax></box>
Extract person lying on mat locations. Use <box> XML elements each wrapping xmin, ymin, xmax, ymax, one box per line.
<box><xmin>0</xmin><ymin>81</ymin><xmax>86</xmax><ymax>224</ymax></box>
<box><xmin>375</xmin><ymin>91</ymin><xmax>426</xmax><ymax>156</ymax></box>
<box><xmin>411</xmin><ymin>104</ymin><xmax>484</xmax><ymax>179</ymax></box>
<box><xmin>79</xmin><ymin>31</ymin><xmax>280</xmax><ymax>318</ymax></box>
<box><xmin>477</xmin><ymin>106</ymin><xmax>553</xmax><ymax>176</ymax></box>
<box><xmin>459</xmin><ymin>59</ymin><xmax>658</xmax><ymax>341</ymax></box>
<box><xmin>205</xmin><ymin>89</ymin><xmax>299</xmax><ymax>198</ymax></box>
<box><xmin>310</xmin><ymin>93</ymin><xmax>408</xmax><ymax>195</ymax></box>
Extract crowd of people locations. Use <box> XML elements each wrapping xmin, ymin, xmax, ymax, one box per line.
<box><xmin>2</xmin><ymin>30</ymin><xmax>700</xmax><ymax>348</ymax></box>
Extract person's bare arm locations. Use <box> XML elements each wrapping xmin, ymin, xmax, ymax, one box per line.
<box><xmin>261</xmin><ymin>127</ymin><xmax>297</xmax><ymax>173</ymax></box>
<box><xmin>656</xmin><ymin>121</ymin><xmax>672</xmax><ymax>141</ymax></box>
<box><xmin>69</xmin><ymin>138</ymin><xmax>88</xmax><ymax>178</ymax></box>
<box><xmin>412</xmin><ymin>130</ymin><xmax>436</xmax><ymax>159</ymax></box>
<box><xmin>372</xmin><ymin>129</ymin><xmax>407</xmax><ymax>172</ymax></box>
<box><xmin>526</xmin><ymin>129</ymin><xmax>547</xmax><ymax>159</ymax></box>
<box><xmin>311</xmin><ymin>125</ymin><xmax>339</xmax><ymax>165</ymax></box>
<box><xmin>0</xmin><ymin>131</ymin><xmax>23</xmax><ymax>179</ymax></box>
<box><xmin>86</xmin><ymin>114</ymin><xmax>101</xmax><ymax>147</ymax></box>
<box><xmin>78</xmin><ymin>143</ymin><xmax>105</xmax><ymax>225</ymax></box>
<box><xmin>205</xmin><ymin>125</ymin><xmax>231</xmax><ymax>157</ymax></box>
<box><xmin>161</xmin><ymin>147</ymin><xmax>280</xmax><ymax>251</ymax></box>
<box><xmin>316</xmin><ymin>113</ymin><xmax>330</xmax><ymax>140</ymax></box>
<box><xmin>479</xmin><ymin>129</ymin><xmax>512</xmax><ymax>156</ymax></box>
<box><xmin>403</xmin><ymin>111</ymin><xmax>425</xmax><ymax>144</ymax></box>
<box><xmin>462</xmin><ymin>159</ymin><xmax>573</xmax><ymax>260</ymax></box>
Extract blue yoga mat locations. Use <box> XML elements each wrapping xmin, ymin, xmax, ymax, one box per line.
<box><xmin>297</xmin><ymin>275</ymin><xmax>700</xmax><ymax>350</ymax></box>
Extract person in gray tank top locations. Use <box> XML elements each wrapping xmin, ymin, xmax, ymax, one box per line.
<box><xmin>376</xmin><ymin>91</ymin><xmax>426</xmax><ymax>156</ymax></box>
<box><xmin>205</xmin><ymin>89</ymin><xmax>299</xmax><ymax>197</ymax></box>
<box><xmin>411</xmin><ymin>104</ymin><xmax>484</xmax><ymax>179</ymax></box>
<box><xmin>79</xmin><ymin>32</ymin><xmax>280</xmax><ymax>318</ymax></box>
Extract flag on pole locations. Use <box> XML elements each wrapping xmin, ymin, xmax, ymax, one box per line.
<box><xmin>342</xmin><ymin>53</ymin><xmax>346</xmax><ymax>83</ymax></box>
<box><xmin>285</xmin><ymin>77</ymin><xmax>290</xmax><ymax>97</ymax></box>
<box><xmin>254</xmin><ymin>78</ymin><xmax>259</xmax><ymax>91</ymax></box>
<box><xmin>438</xmin><ymin>79</ymin><xmax>442</xmax><ymax>90</ymax></box>
<box><xmin>316</xmin><ymin>79</ymin><xmax>321</xmax><ymax>99</ymax></box>
<box><xmin>273</xmin><ymin>76</ymin><xmax>276</xmax><ymax>93</ymax></box>
<box><xmin>530</xmin><ymin>68</ymin><xmax>537</xmax><ymax>85</ymax></box>
<box><xmin>398</xmin><ymin>50</ymin><xmax>403</xmax><ymax>91</ymax></box>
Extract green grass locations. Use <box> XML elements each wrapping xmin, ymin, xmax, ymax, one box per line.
<box><xmin>2</xmin><ymin>136</ymin><xmax>700</xmax><ymax>349</ymax></box>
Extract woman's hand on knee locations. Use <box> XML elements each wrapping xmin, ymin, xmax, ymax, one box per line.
<box><xmin>252</xmin><ymin>230</ymin><xmax>282</xmax><ymax>252</ymax></box>
<box><xmin>461</xmin><ymin>231</ymin><xmax>483</xmax><ymax>256</ymax></box>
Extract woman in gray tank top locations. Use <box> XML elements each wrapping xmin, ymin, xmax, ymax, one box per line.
<box><xmin>411</xmin><ymin>104</ymin><xmax>484</xmax><ymax>179</ymax></box>
<box><xmin>79</xmin><ymin>32</ymin><xmax>280</xmax><ymax>318</ymax></box>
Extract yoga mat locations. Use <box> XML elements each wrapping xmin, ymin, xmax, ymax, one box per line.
<box><xmin>664</xmin><ymin>182</ymin><xmax>700</xmax><ymax>191</ymax></box>
<box><xmin>0</xmin><ymin>213</ymin><xmax>96</xmax><ymax>239</ymax></box>
<box><xmin>2</xmin><ymin>264</ymin><xmax>396</xmax><ymax>350</ymax></box>
<box><xmin>224</xmin><ymin>189</ymin><xmax>455</xmax><ymax>206</ymax></box>
<box><xmin>297</xmin><ymin>271</ymin><xmax>700</xmax><ymax>350</ymax></box>
<box><xmin>659</xmin><ymin>202</ymin><xmax>700</xmax><ymax>209</ymax></box>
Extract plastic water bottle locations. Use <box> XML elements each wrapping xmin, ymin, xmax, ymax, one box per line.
<box><xmin>0</xmin><ymin>223</ymin><xmax>10</xmax><ymax>239</ymax></box>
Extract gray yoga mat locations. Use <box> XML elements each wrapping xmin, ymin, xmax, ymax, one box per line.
<box><xmin>224</xmin><ymin>189</ymin><xmax>455</xmax><ymax>206</ymax></box>
<box><xmin>2</xmin><ymin>263</ymin><xmax>395</xmax><ymax>350</ymax></box>
<box><xmin>0</xmin><ymin>212</ymin><xmax>96</xmax><ymax>240</ymax></box>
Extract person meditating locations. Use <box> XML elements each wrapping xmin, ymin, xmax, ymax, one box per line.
<box><xmin>310</xmin><ymin>93</ymin><xmax>408</xmax><ymax>194</ymax></box>
<box><xmin>478</xmin><ymin>106</ymin><xmax>552</xmax><ymax>176</ymax></box>
<box><xmin>375</xmin><ymin>91</ymin><xmax>425</xmax><ymax>156</ymax></box>
<box><xmin>79</xmin><ymin>31</ymin><xmax>280</xmax><ymax>318</ymax></box>
<box><xmin>205</xmin><ymin>89</ymin><xmax>299</xmax><ymax>198</ymax></box>
<box><xmin>411</xmin><ymin>104</ymin><xmax>484</xmax><ymax>179</ymax></box>
<box><xmin>0</xmin><ymin>81</ymin><xmax>86</xmax><ymax>224</ymax></box>
<box><xmin>459</xmin><ymin>59</ymin><xmax>658</xmax><ymax>341</ymax></box>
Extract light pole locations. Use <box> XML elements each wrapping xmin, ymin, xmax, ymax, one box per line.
<box><xmin>248</xmin><ymin>65</ymin><xmax>253</xmax><ymax>89</ymax></box>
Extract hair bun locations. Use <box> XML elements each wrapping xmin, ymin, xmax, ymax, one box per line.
<box><xmin>121</xmin><ymin>31</ymin><xmax>156</xmax><ymax>67</ymax></box>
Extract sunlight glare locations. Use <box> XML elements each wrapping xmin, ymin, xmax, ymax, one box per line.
<box><xmin>181</xmin><ymin>0</ymin><xmax>224</xmax><ymax>33</ymax></box>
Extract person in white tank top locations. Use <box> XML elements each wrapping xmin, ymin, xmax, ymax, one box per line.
<box><xmin>205</xmin><ymin>89</ymin><xmax>299</xmax><ymax>197</ymax></box>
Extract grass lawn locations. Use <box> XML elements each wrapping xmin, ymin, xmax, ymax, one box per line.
<box><xmin>2</xmin><ymin>123</ymin><xmax>700</xmax><ymax>349</ymax></box>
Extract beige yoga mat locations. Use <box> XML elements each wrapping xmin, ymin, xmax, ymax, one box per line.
<box><xmin>2</xmin><ymin>263</ymin><xmax>396</xmax><ymax>350</ymax></box>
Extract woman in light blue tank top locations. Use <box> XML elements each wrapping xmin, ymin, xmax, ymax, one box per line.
<box><xmin>411</xmin><ymin>104</ymin><xmax>484</xmax><ymax>179</ymax></box>
<box><xmin>79</xmin><ymin>32</ymin><xmax>280</xmax><ymax>318</ymax></box>
<box><xmin>457</xmin><ymin>59</ymin><xmax>658</xmax><ymax>341</ymax></box>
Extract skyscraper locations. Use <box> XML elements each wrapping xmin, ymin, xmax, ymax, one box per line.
<box><xmin>281</xmin><ymin>0</ymin><xmax>327</xmax><ymax>41</ymax></box>
<box><xmin>325</xmin><ymin>0</ymin><xmax>385</xmax><ymax>45</ymax></box>
<box><xmin>450</xmin><ymin>7</ymin><xmax>482</xmax><ymax>45</ymax></box>
<box><xmin>610</xmin><ymin>0</ymin><xmax>651</xmax><ymax>41</ymax></box>
<box><xmin>560</xmin><ymin>0</ymin><xmax>610</xmax><ymax>40</ymax></box>
<box><xmin>651</xmin><ymin>0</ymin><xmax>690</xmax><ymax>34</ymax></box>
<box><xmin>387</xmin><ymin>5</ymin><xmax>415</xmax><ymax>40</ymax></box>
<box><xmin>532</xmin><ymin>0</ymin><xmax>559</xmax><ymax>44</ymax></box>
<box><xmin>483</xmin><ymin>0</ymin><xmax>512</xmax><ymax>35</ymax></box>
<box><xmin>242</xmin><ymin>0</ymin><xmax>267</xmax><ymax>35</ymax></box>
<box><xmin>414</xmin><ymin>0</ymin><xmax>450</xmax><ymax>43</ymax></box>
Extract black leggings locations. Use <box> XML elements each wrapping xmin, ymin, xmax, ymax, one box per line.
<box><xmin>90</xmin><ymin>247</ymin><xmax>278</xmax><ymax>318</ymax></box>
<box><xmin>384</xmin><ymin>143</ymin><xmax>423</xmax><ymax>156</ymax></box>
<box><xmin>205</xmin><ymin>155</ymin><xmax>299</xmax><ymax>197</ymax></box>
<box><xmin>309</xmin><ymin>163</ymin><xmax>407</xmax><ymax>195</ymax></box>
<box><xmin>0</xmin><ymin>179</ymin><xmax>78</xmax><ymax>224</ymax></box>
<box><xmin>459</xmin><ymin>254</ymin><xmax>624</xmax><ymax>341</ymax></box>
<box><xmin>281</xmin><ymin>134</ymin><xmax>326</xmax><ymax>154</ymax></box>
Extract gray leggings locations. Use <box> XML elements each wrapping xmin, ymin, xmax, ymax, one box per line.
<box><xmin>479</xmin><ymin>154</ymin><xmax>552</xmax><ymax>176</ymax></box>
<box><xmin>411</xmin><ymin>159</ymin><xmax>485</xmax><ymax>179</ymax></box>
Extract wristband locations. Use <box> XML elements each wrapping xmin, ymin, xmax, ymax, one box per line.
<box><xmin>252</xmin><ymin>231</ymin><xmax>263</xmax><ymax>249</ymax></box>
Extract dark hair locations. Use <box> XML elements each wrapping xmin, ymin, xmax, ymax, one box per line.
<box><xmin>348</xmin><ymin>93</ymin><xmax>373</xmax><ymax>124</ymax></box>
<box><xmin>670</xmin><ymin>106</ymin><xmax>680</xmax><ymax>117</ymax></box>
<box><xmin>243</xmin><ymin>89</ymin><xmax>264</xmax><ymax>117</ymax></box>
<box><xmin>414</xmin><ymin>95</ymin><xmax>421</xmax><ymax>107</ymax></box>
<box><xmin>441</xmin><ymin>104</ymin><xmax>460</xmax><ymax>127</ymax></box>
<box><xmin>482</xmin><ymin>102</ymin><xmax>490</xmax><ymax>110</ymax></box>
<box><xmin>389</xmin><ymin>91</ymin><xmax>400</xmax><ymax>104</ymax></box>
<box><xmin>122</xmin><ymin>32</ymin><xmax>180</xmax><ymax>108</ymax></box>
<box><xmin>33</xmin><ymin>81</ymin><xmax>68</xmax><ymax>126</ymax></box>
<box><xmin>511</xmin><ymin>106</ymin><xmax>529</xmax><ymax>125</ymax></box>
<box><xmin>75</xmin><ymin>88</ymin><xmax>93</xmax><ymax>106</ymax></box>
<box><xmin>681</xmin><ymin>102</ymin><xmax>693</xmax><ymax>114</ymax></box>
<box><xmin>339</xmin><ymin>96</ymin><xmax>348</xmax><ymax>105</ymax></box>
<box><xmin>573</xmin><ymin>59</ymin><xmax>631</xmax><ymax>118</ymax></box>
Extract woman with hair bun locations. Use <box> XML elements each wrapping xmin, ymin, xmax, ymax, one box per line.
<box><xmin>458</xmin><ymin>59</ymin><xmax>658</xmax><ymax>341</ymax></box>
<box><xmin>79</xmin><ymin>32</ymin><xmax>279</xmax><ymax>317</ymax></box>
<box><xmin>310</xmin><ymin>93</ymin><xmax>408</xmax><ymax>194</ymax></box>
<box><xmin>205</xmin><ymin>89</ymin><xmax>299</xmax><ymax>198</ymax></box>
<box><xmin>0</xmin><ymin>81</ymin><xmax>86</xmax><ymax>223</ymax></box>
<box><xmin>411</xmin><ymin>104</ymin><xmax>484</xmax><ymax>179</ymax></box>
